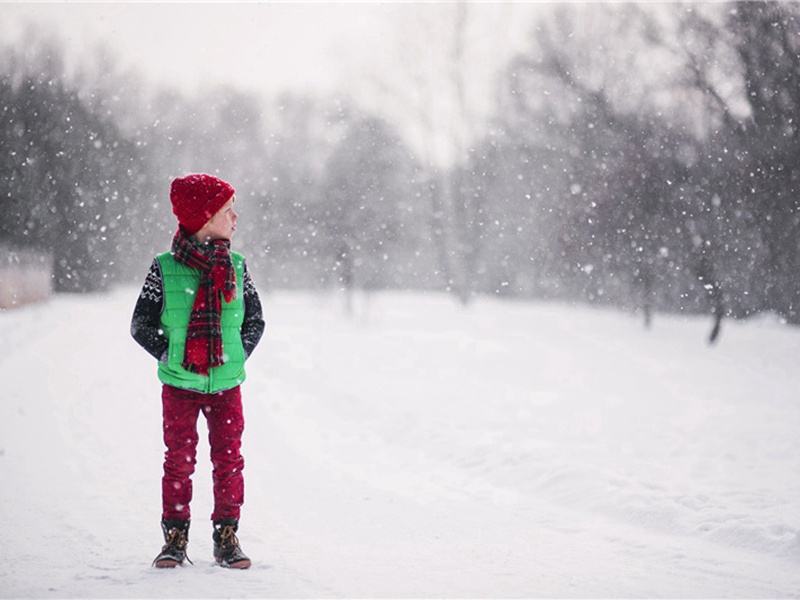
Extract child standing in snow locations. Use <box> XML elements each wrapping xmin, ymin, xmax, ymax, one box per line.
<box><xmin>131</xmin><ymin>173</ymin><xmax>265</xmax><ymax>569</ymax></box>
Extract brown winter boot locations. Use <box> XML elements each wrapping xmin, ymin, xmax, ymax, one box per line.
<box><xmin>212</xmin><ymin>519</ymin><xmax>251</xmax><ymax>569</ymax></box>
<box><xmin>152</xmin><ymin>519</ymin><xmax>192</xmax><ymax>568</ymax></box>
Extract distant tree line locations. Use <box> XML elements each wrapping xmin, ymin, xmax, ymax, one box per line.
<box><xmin>465</xmin><ymin>1</ymin><xmax>800</xmax><ymax>337</ymax></box>
<box><xmin>2</xmin><ymin>2</ymin><xmax>800</xmax><ymax>338</ymax></box>
<box><xmin>0</xmin><ymin>38</ymin><xmax>145</xmax><ymax>292</ymax></box>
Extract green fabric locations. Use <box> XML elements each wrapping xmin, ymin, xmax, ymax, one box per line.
<box><xmin>156</xmin><ymin>251</ymin><xmax>246</xmax><ymax>393</ymax></box>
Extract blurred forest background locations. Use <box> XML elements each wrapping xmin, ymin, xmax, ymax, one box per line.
<box><xmin>3</xmin><ymin>1</ymin><xmax>800</xmax><ymax>339</ymax></box>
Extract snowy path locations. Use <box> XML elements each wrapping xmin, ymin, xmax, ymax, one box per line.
<box><xmin>1</xmin><ymin>289</ymin><xmax>798</xmax><ymax>598</ymax></box>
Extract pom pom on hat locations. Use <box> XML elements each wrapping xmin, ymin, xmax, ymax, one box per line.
<box><xmin>170</xmin><ymin>173</ymin><xmax>235</xmax><ymax>235</ymax></box>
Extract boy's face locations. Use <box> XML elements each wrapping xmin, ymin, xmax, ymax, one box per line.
<box><xmin>198</xmin><ymin>197</ymin><xmax>238</xmax><ymax>242</ymax></box>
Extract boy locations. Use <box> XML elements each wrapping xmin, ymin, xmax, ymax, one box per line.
<box><xmin>131</xmin><ymin>173</ymin><xmax>265</xmax><ymax>569</ymax></box>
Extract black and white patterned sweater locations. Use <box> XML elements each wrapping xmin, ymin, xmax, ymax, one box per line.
<box><xmin>130</xmin><ymin>257</ymin><xmax>265</xmax><ymax>364</ymax></box>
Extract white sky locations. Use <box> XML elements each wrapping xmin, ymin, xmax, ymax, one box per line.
<box><xmin>2</xmin><ymin>2</ymin><xmax>389</xmax><ymax>94</ymax></box>
<box><xmin>1</xmin><ymin>1</ymin><xmax>543</xmax><ymax>163</ymax></box>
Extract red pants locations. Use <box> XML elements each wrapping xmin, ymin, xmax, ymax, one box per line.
<box><xmin>161</xmin><ymin>384</ymin><xmax>245</xmax><ymax>522</ymax></box>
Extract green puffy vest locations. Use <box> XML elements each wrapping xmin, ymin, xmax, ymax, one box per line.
<box><xmin>156</xmin><ymin>251</ymin><xmax>247</xmax><ymax>394</ymax></box>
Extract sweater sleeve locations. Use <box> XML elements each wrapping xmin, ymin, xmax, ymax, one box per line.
<box><xmin>130</xmin><ymin>258</ymin><xmax>169</xmax><ymax>363</ymax></box>
<box><xmin>241</xmin><ymin>260</ymin><xmax>265</xmax><ymax>359</ymax></box>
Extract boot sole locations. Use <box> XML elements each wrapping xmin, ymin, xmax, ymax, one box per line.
<box><xmin>154</xmin><ymin>559</ymin><xmax>183</xmax><ymax>568</ymax></box>
<box><xmin>217</xmin><ymin>558</ymin><xmax>251</xmax><ymax>569</ymax></box>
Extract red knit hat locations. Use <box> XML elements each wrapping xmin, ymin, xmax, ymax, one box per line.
<box><xmin>170</xmin><ymin>173</ymin><xmax>235</xmax><ymax>235</ymax></box>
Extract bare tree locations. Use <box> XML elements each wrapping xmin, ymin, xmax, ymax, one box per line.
<box><xmin>344</xmin><ymin>2</ymin><xmax>530</xmax><ymax>302</ymax></box>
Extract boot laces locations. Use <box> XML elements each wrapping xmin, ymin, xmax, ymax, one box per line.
<box><xmin>160</xmin><ymin>527</ymin><xmax>193</xmax><ymax>564</ymax></box>
<box><xmin>163</xmin><ymin>527</ymin><xmax>187</xmax><ymax>551</ymax></box>
<box><xmin>218</xmin><ymin>525</ymin><xmax>240</xmax><ymax>551</ymax></box>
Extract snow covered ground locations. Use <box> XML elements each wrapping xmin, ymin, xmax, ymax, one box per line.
<box><xmin>1</xmin><ymin>287</ymin><xmax>798</xmax><ymax>598</ymax></box>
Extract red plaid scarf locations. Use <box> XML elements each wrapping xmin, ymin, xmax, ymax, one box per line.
<box><xmin>171</xmin><ymin>228</ymin><xmax>237</xmax><ymax>376</ymax></box>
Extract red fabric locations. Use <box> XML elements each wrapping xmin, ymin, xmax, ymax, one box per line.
<box><xmin>161</xmin><ymin>384</ymin><xmax>245</xmax><ymax>522</ymax></box>
<box><xmin>171</xmin><ymin>228</ymin><xmax>236</xmax><ymax>375</ymax></box>
<box><xmin>170</xmin><ymin>173</ymin><xmax>235</xmax><ymax>235</ymax></box>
